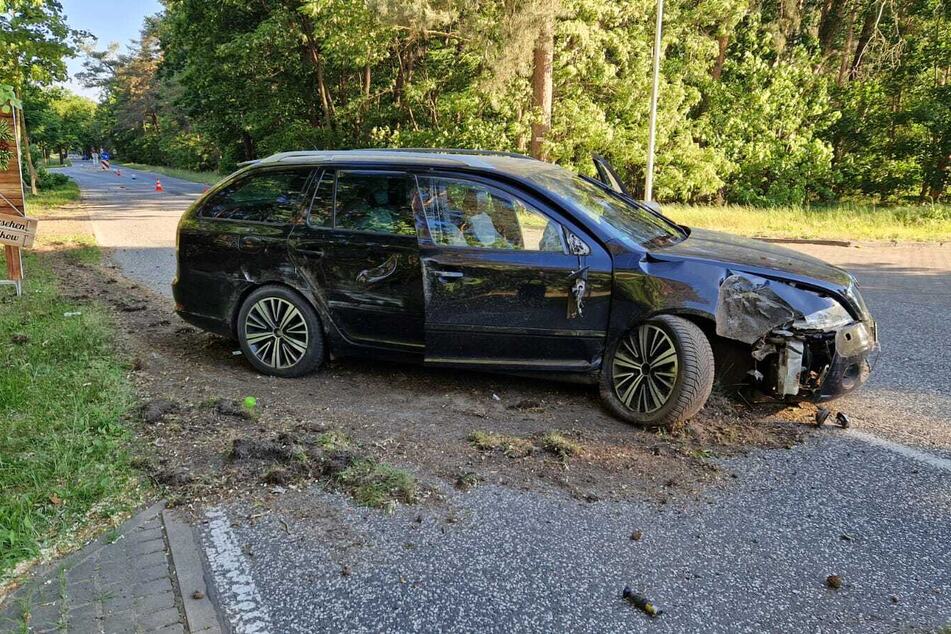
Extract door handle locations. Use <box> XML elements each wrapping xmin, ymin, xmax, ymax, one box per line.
<box><xmin>239</xmin><ymin>236</ymin><xmax>264</xmax><ymax>252</ymax></box>
<box><xmin>433</xmin><ymin>270</ymin><xmax>463</xmax><ymax>279</ymax></box>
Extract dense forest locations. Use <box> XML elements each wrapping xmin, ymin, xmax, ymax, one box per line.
<box><xmin>3</xmin><ymin>0</ymin><xmax>950</xmax><ymax>204</ymax></box>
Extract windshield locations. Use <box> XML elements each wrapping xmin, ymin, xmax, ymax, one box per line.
<box><xmin>522</xmin><ymin>167</ymin><xmax>684</xmax><ymax>248</ymax></box>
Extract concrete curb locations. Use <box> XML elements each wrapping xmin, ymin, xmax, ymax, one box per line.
<box><xmin>758</xmin><ymin>237</ymin><xmax>852</xmax><ymax>247</ymax></box>
<box><xmin>164</xmin><ymin>509</ymin><xmax>225</xmax><ymax>634</ymax></box>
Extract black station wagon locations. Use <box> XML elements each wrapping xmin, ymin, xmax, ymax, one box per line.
<box><xmin>173</xmin><ymin>149</ymin><xmax>877</xmax><ymax>428</ymax></box>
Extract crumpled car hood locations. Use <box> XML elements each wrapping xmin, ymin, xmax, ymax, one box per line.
<box><xmin>653</xmin><ymin>228</ymin><xmax>853</xmax><ymax>287</ymax></box>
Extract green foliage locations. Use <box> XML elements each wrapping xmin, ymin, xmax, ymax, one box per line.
<box><xmin>63</xmin><ymin>0</ymin><xmax>950</xmax><ymax>204</ymax></box>
<box><xmin>23</xmin><ymin>177</ymin><xmax>80</xmax><ymax>212</ymax></box>
<box><xmin>0</xmin><ymin>118</ymin><xmax>13</xmax><ymax>171</ymax></box>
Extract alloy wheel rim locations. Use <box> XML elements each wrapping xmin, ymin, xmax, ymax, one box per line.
<box><xmin>244</xmin><ymin>297</ymin><xmax>309</xmax><ymax>369</ymax></box>
<box><xmin>612</xmin><ymin>324</ymin><xmax>679</xmax><ymax>414</ymax></box>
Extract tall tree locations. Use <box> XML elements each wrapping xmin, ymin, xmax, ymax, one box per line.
<box><xmin>0</xmin><ymin>0</ymin><xmax>83</xmax><ymax>192</ymax></box>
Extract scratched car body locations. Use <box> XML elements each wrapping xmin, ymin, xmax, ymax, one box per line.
<box><xmin>173</xmin><ymin>149</ymin><xmax>878</xmax><ymax>428</ymax></box>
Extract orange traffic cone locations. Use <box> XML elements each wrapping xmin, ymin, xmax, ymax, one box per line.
<box><xmin>155</xmin><ymin>180</ymin><xmax>164</xmax><ymax>192</ymax></box>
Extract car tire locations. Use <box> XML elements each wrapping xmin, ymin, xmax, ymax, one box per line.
<box><xmin>599</xmin><ymin>315</ymin><xmax>714</xmax><ymax>429</ymax></box>
<box><xmin>236</xmin><ymin>285</ymin><xmax>325</xmax><ymax>378</ymax></box>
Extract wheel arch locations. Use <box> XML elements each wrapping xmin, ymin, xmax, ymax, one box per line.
<box><xmin>230</xmin><ymin>280</ymin><xmax>331</xmax><ymax>341</ymax></box>
<box><xmin>646</xmin><ymin>309</ymin><xmax>753</xmax><ymax>391</ymax></box>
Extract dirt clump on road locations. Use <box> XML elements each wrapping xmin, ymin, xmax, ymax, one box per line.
<box><xmin>48</xmin><ymin>249</ymin><xmax>816</xmax><ymax>512</ymax></box>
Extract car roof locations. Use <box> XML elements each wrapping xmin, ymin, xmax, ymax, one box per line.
<box><xmin>245</xmin><ymin>148</ymin><xmax>561</xmax><ymax>177</ymax></box>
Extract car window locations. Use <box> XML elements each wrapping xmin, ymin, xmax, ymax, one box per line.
<box><xmin>334</xmin><ymin>172</ymin><xmax>415</xmax><ymax>236</ymax></box>
<box><xmin>200</xmin><ymin>169</ymin><xmax>313</xmax><ymax>223</ymax></box>
<box><xmin>307</xmin><ymin>170</ymin><xmax>333</xmax><ymax>227</ymax></box>
<box><xmin>521</xmin><ymin>166</ymin><xmax>684</xmax><ymax>248</ymax></box>
<box><xmin>417</xmin><ymin>176</ymin><xmax>564</xmax><ymax>252</ymax></box>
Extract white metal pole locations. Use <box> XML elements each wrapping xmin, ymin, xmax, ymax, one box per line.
<box><xmin>645</xmin><ymin>0</ymin><xmax>664</xmax><ymax>202</ymax></box>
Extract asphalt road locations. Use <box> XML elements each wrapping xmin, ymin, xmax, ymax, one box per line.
<box><xmin>61</xmin><ymin>160</ymin><xmax>206</xmax><ymax>298</ymax></box>
<box><xmin>61</xmin><ymin>161</ymin><xmax>951</xmax><ymax>633</ymax></box>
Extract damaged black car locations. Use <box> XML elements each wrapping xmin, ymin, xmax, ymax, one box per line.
<box><xmin>173</xmin><ymin>149</ymin><xmax>878</xmax><ymax>428</ymax></box>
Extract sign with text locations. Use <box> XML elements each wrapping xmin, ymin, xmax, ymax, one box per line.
<box><xmin>0</xmin><ymin>212</ymin><xmax>37</xmax><ymax>248</ymax></box>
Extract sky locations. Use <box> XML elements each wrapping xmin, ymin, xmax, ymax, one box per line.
<box><xmin>59</xmin><ymin>0</ymin><xmax>163</xmax><ymax>100</ymax></box>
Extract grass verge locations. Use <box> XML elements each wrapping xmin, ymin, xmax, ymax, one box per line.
<box><xmin>664</xmin><ymin>203</ymin><xmax>951</xmax><ymax>242</ymax></box>
<box><xmin>113</xmin><ymin>162</ymin><xmax>222</xmax><ymax>186</ymax></box>
<box><xmin>0</xmin><ymin>251</ymin><xmax>140</xmax><ymax>581</ymax></box>
<box><xmin>23</xmin><ymin>180</ymin><xmax>81</xmax><ymax>213</ymax></box>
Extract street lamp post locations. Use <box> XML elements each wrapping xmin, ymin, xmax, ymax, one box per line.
<box><xmin>645</xmin><ymin>0</ymin><xmax>664</xmax><ymax>202</ymax></box>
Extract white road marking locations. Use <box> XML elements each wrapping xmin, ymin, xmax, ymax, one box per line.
<box><xmin>847</xmin><ymin>429</ymin><xmax>951</xmax><ymax>472</ymax></box>
<box><xmin>204</xmin><ymin>508</ymin><xmax>274</xmax><ymax>633</ymax></box>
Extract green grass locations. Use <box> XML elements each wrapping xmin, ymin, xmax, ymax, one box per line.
<box><xmin>113</xmin><ymin>162</ymin><xmax>222</xmax><ymax>186</ymax></box>
<box><xmin>664</xmin><ymin>203</ymin><xmax>951</xmax><ymax>242</ymax></box>
<box><xmin>336</xmin><ymin>459</ymin><xmax>417</xmax><ymax>510</ymax></box>
<box><xmin>468</xmin><ymin>430</ymin><xmax>534</xmax><ymax>458</ymax></box>
<box><xmin>23</xmin><ymin>179</ymin><xmax>80</xmax><ymax>213</ymax></box>
<box><xmin>0</xmin><ymin>251</ymin><xmax>140</xmax><ymax>580</ymax></box>
<box><xmin>540</xmin><ymin>431</ymin><xmax>583</xmax><ymax>460</ymax></box>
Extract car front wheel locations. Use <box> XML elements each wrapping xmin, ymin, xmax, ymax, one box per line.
<box><xmin>599</xmin><ymin>315</ymin><xmax>714</xmax><ymax>429</ymax></box>
<box><xmin>237</xmin><ymin>285</ymin><xmax>324</xmax><ymax>378</ymax></box>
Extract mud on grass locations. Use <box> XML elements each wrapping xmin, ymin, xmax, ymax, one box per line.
<box><xmin>50</xmin><ymin>251</ymin><xmax>818</xmax><ymax>513</ymax></box>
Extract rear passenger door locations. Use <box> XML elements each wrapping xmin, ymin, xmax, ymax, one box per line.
<box><xmin>288</xmin><ymin>170</ymin><xmax>424</xmax><ymax>352</ymax></box>
<box><xmin>176</xmin><ymin>168</ymin><xmax>316</xmax><ymax>321</ymax></box>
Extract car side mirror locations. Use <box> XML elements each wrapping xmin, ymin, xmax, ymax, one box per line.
<box><xmin>566</xmin><ymin>231</ymin><xmax>591</xmax><ymax>256</ymax></box>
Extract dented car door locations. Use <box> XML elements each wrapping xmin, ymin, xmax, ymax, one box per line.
<box><xmin>288</xmin><ymin>169</ymin><xmax>425</xmax><ymax>352</ymax></box>
<box><xmin>413</xmin><ymin>173</ymin><xmax>612</xmax><ymax>372</ymax></box>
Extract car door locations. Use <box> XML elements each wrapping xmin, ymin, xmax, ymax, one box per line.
<box><xmin>288</xmin><ymin>169</ymin><xmax>424</xmax><ymax>352</ymax></box>
<box><xmin>415</xmin><ymin>173</ymin><xmax>612</xmax><ymax>371</ymax></box>
<box><xmin>175</xmin><ymin>167</ymin><xmax>317</xmax><ymax>321</ymax></box>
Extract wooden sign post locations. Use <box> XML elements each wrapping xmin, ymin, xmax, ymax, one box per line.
<box><xmin>0</xmin><ymin>106</ymin><xmax>33</xmax><ymax>296</ymax></box>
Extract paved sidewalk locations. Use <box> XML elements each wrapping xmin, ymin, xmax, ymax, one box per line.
<box><xmin>0</xmin><ymin>503</ymin><xmax>221</xmax><ymax>634</ymax></box>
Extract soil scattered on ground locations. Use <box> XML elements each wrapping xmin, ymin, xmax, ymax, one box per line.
<box><xmin>45</xmin><ymin>245</ymin><xmax>817</xmax><ymax>514</ymax></box>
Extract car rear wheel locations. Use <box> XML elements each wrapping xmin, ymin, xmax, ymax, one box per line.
<box><xmin>237</xmin><ymin>285</ymin><xmax>324</xmax><ymax>378</ymax></box>
<box><xmin>599</xmin><ymin>315</ymin><xmax>714</xmax><ymax>429</ymax></box>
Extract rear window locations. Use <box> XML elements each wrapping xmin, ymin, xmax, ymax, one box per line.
<box><xmin>199</xmin><ymin>169</ymin><xmax>314</xmax><ymax>223</ymax></box>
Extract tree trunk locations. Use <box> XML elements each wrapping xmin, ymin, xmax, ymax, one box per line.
<box><xmin>711</xmin><ymin>35</ymin><xmax>729</xmax><ymax>80</ymax></box>
<box><xmin>836</xmin><ymin>7</ymin><xmax>857</xmax><ymax>85</ymax></box>
<box><xmin>818</xmin><ymin>0</ymin><xmax>847</xmax><ymax>56</ymax></box>
<box><xmin>363</xmin><ymin>63</ymin><xmax>371</xmax><ymax>99</ymax></box>
<box><xmin>849</xmin><ymin>1</ymin><xmax>882</xmax><ymax>80</ymax></box>
<box><xmin>18</xmin><ymin>106</ymin><xmax>38</xmax><ymax>195</ymax></box>
<box><xmin>296</xmin><ymin>13</ymin><xmax>335</xmax><ymax>127</ymax></box>
<box><xmin>240</xmin><ymin>132</ymin><xmax>255</xmax><ymax>162</ymax></box>
<box><xmin>530</xmin><ymin>20</ymin><xmax>554</xmax><ymax>160</ymax></box>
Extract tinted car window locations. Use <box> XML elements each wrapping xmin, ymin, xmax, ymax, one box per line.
<box><xmin>200</xmin><ymin>169</ymin><xmax>313</xmax><ymax>223</ymax></box>
<box><xmin>335</xmin><ymin>172</ymin><xmax>415</xmax><ymax>236</ymax></box>
<box><xmin>417</xmin><ymin>176</ymin><xmax>564</xmax><ymax>252</ymax></box>
<box><xmin>307</xmin><ymin>170</ymin><xmax>333</xmax><ymax>228</ymax></box>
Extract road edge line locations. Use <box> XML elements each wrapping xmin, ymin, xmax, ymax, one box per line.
<box><xmin>847</xmin><ymin>430</ymin><xmax>951</xmax><ymax>472</ymax></box>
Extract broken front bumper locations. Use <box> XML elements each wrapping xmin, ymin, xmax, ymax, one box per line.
<box><xmin>714</xmin><ymin>272</ymin><xmax>879</xmax><ymax>402</ymax></box>
<box><xmin>814</xmin><ymin>320</ymin><xmax>879</xmax><ymax>401</ymax></box>
<box><xmin>776</xmin><ymin>319</ymin><xmax>879</xmax><ymax>402</ymax></box>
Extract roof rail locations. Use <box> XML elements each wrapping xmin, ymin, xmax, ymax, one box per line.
<box><xmin>366</xmin><ymin>148</ymin><xmax>535</xmax><ymax>160</ymax></box>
